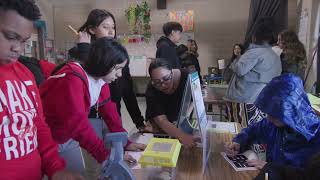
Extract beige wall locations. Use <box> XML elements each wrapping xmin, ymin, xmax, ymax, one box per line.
<box><xmin>50</xmin><ymin>0</ymin><xmax>252</xmax><ymax>75</ymax></box>
<box><xmin>37</xmin><ymin>0</ymin><xmax>54</xmax><ymax>39</ymax></box>
<box><xmin>41</xmin><ymin>0</ymin><xmax>298</xmax><ymax>76</ymax></box>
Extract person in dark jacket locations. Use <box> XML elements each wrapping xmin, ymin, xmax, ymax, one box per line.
<box><xmin>254</xmin><ymin>152</ymin><xmax>320</xmax><ymax>180</ymax></box>
<box><xmin>18</xmin><ymin>55</ymin><xmax>56</xmax><ymax>86</ymax></box>
<box><xmin>225</xmin><ymin>74</ymin><xmax>320</xmax><ymax>170</ymax></box>
<box><xmin>156</xmin><ymin>21</ymin><xmax>183</xmax><ymax>68</ymax></box>
<box><xmin>145</xmin><ymin>59</ymin><xmax>196</xmax><ymax>147</ymax></box>
<box><xmin>69</xmin><ymin>9</ymin><xmax>149</xmax><ymax>132</ymax></box>
<box><xmin>18</xmin><ymin>56</ymin><xmax>45</xmax><ymax>85</ymax></box>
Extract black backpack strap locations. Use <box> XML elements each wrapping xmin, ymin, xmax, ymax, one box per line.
<box><xmin>51</xmin><ymin>62</ymin><xmax>67</xmax><ymax>76</ymax></box>
<box><xmin>18</xmin><ymin>56</ymin><xmax>45</xmax><ymax>86</ymax></box>
<box><xmin>97</xmin><ymin>97</ymin><xmax>111</xmax><ymax>107</ymax></box>
<box><xmin>70</xmin><ymin>70</ymin><xmax>86</xmax><ymax>82</ymax></box>
<box><xmin>89</xmin><ymin>92</ymin><xmax>112</xmax><ymax>119</ymax></box>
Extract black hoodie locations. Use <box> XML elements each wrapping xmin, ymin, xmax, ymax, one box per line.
<box><xmin>156</xmin><ymin>36</ymin><xmax>181</xmax><ymax>68</ymax></box>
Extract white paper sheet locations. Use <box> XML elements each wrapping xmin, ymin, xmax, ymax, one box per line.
<box><xmin>127</xmin><ymin>133</ymin><xmax>154</xmax><ymax>169</ymax></box>
<box><xmin>208</xmin><ymin>121</ymin><xmax>237</xmax><ymax>134</ymax></box>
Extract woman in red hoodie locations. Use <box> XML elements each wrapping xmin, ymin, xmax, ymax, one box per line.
<box><xmin>40</xmin><ymin>38</ymin><xmax>145</xmax><ymax>175</ymax></box>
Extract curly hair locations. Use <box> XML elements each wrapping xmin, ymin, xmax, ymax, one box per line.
<box><xmin>279</xmin><ymin>30</ymin><xmax>306</xmax><ymax>72</ymax></box>
<box><xmin>187</xmin><ymin>39</ymin><xmax>199</xmax><ymax>57</ymax></box>
<box><xmin>0</xmin><ymin>0</ymin><xmax>41</xmax><ymax>21</ymax></box>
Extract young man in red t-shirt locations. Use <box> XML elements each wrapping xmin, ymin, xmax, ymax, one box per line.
<box><xmin>0</xmin><ymin>0</ymin><xmax>82</xmax><ymax>179</ymax></box>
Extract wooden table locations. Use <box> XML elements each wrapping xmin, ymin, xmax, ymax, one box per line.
<box><xmin>132</xmin><ymin>123</ymin><xmax>259</xmax><ymax>180</ymax></box>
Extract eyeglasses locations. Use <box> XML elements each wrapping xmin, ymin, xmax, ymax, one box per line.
<box><xmin>107</xmin><ymin>64</ymin><xmax>125</xmax><ymax>75</ymax></box>
<box><xmin>151</xmin><ymin>71</ymin><xmax>173</xmax><ymax>88</ymax></box>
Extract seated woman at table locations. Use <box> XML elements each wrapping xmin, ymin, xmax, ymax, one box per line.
<box><xmin>225</xmin><ymin>74</ymin><xmax>320</xmax><ymax>169</ymax></box>
<box><xmin>145</xmin><ymin>59</ymin><xmax>196</xmax><ymax>148</ymax></box>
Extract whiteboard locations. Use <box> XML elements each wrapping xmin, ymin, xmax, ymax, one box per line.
<box><xmin>128</xmin><ymin>55</ymin><xmax>147</xmax><ymax>77</ymax></box>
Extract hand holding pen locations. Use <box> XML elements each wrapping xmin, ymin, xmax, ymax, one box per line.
<box><xmin>224</xmin><ymin>142</ymin><xmax>240</xmax><ymax>157</ymax></box>
<box><xmin>67</xmin><ymin>25</ymin><xmax>91</xmax><ymax>43</ymax></box>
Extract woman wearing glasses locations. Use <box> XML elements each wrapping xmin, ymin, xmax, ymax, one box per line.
<box><xmin>145</xmin><ymin>59</ymin><xmax>196</xmax><ymax>147</ymax></box>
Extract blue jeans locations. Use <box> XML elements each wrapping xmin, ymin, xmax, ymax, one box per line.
<box><xmin>58</xmin><ymin>118</ymin><xmax>109</xmax><ymax>177</ymax></box>
<box><xmin>58</xmin><ymin>139</ymin><xmax>85</xmax><ymax>174</ymax></box>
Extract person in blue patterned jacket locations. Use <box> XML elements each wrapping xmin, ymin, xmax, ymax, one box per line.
<box><xmin>225</xmin><ymin>73</ymin><xmax>320</xmax><ymax>169</ymax></box>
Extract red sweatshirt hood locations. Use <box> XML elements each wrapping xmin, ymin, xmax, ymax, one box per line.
<box><xmin>40</xmin><ymin>62</ymin><xmax>130</xmax><ymax>163</ymax></box>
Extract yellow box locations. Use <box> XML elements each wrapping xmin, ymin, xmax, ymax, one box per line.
<box><xmin>139</xmin><ymin>138</ymin><xmax>182</xmax><ymax>167</ymax></box>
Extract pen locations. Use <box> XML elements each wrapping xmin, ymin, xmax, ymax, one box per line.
<box><xmin>67</xmin><ymin>25</ymin><xmax>79</xmax><ymax>35</ymax></box>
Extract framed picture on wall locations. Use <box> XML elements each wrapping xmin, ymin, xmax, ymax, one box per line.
<box><xmin>24</xmin><ymin>39</ymin><xmax>32</xmax><ymax>54</ymax></box>
<box><xmin>169</xmin><ymin>10</ymin><xmax>194</xmax><ymax>32</ymax></box>
<box><xmin>45</xmin><ymin>39</ymin><xmax>54</xmax><ymax>48</ymax></box>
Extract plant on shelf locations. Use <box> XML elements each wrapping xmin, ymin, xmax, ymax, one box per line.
<box><xmin>140</xmin><ymin>1</ymin><xmax>151</xmax><ymax>40</ymax></box>
<box><xmin>125</xmin><ymin>1</ymin><xmax>151</xmax><ymax>41</ymax></box>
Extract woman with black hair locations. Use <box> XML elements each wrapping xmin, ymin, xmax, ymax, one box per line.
<box><xmin>223</xmin><ymin>43</ymin><xmax>244</xmax><ymax>83</ymax></box>
<box><xmin>63</xmin><ymin>9</ymin><xmax>147</xmax><ymax>178</ymax></box>
<box><xmin>40</xmin><ymin>38</ymin><xmax>145</xmax><ymax>177</ymax></box>
<box><xmin>70</xmin><ymin>9</ymin><xmax>149</xmax><ymax>133</ymax></box>
<box><xmin>145</xmin><ymin>59</ymin><xmax>196</xmax><ymax>147</ymax></box>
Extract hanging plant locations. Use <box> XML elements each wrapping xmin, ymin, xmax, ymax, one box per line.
<box><xmin>141</xmin><ymin>1</ymin><xmax>151</xmax><ymax>40</ymax></box>
<box><xmin>125</xmin><ymin>5</ymin><xmax>138</xmax><ymax>34</ymax></box>
<box><xmin>125</xmin><ymin>1</ymin><xmax>151</xmax><ymax>40</ymax></box>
